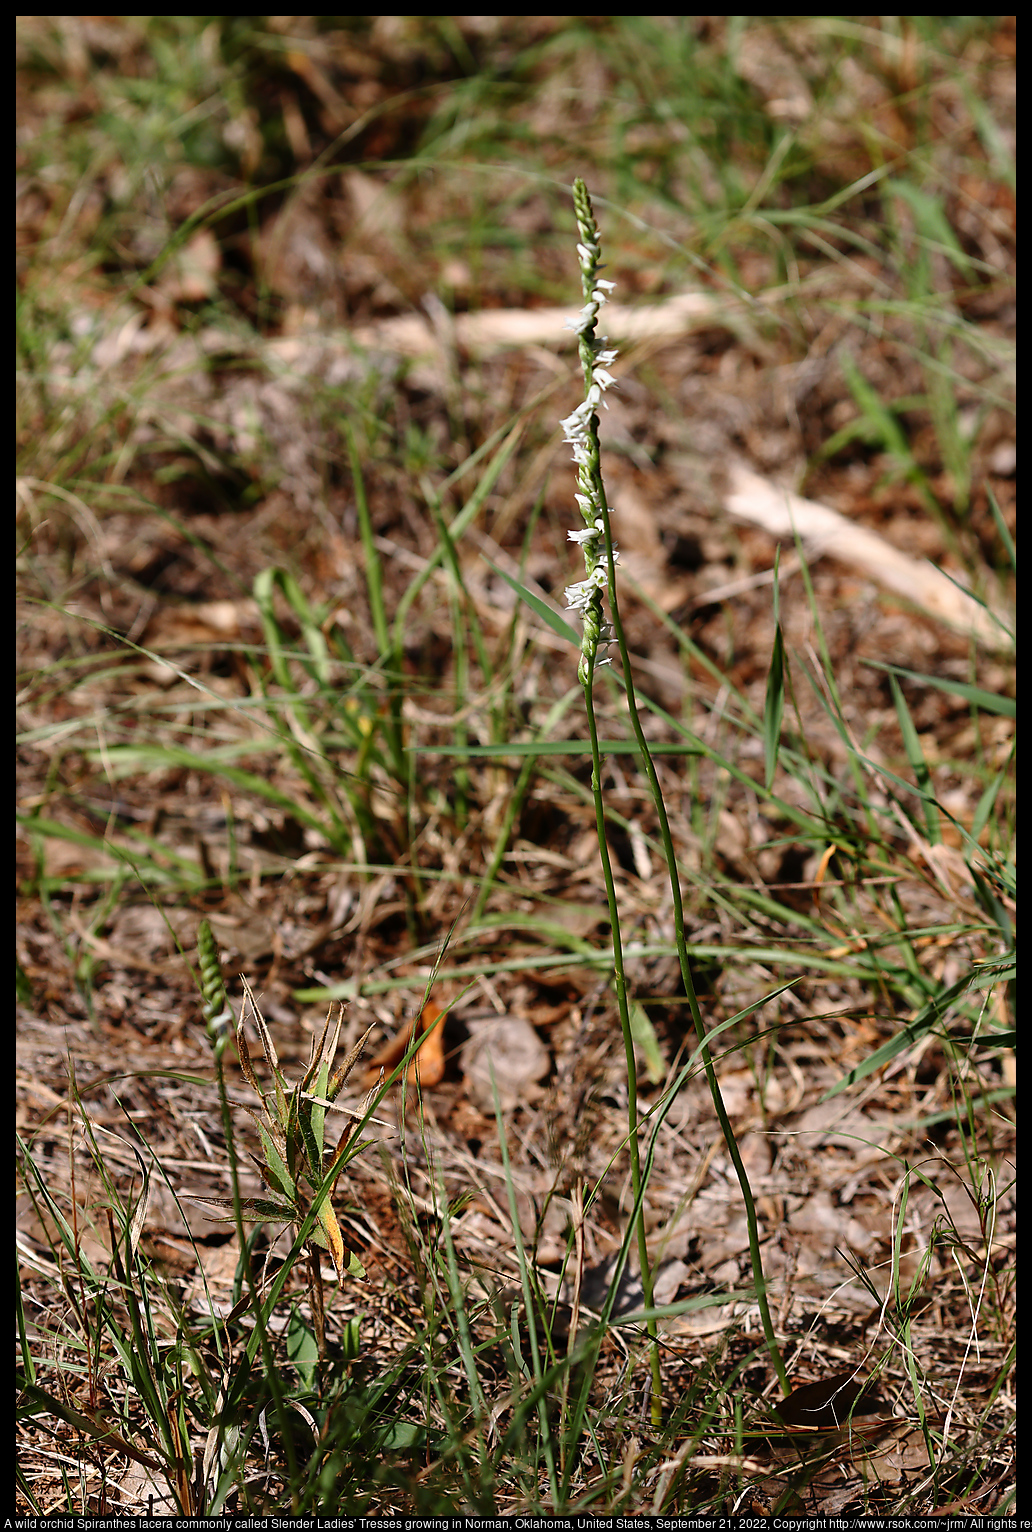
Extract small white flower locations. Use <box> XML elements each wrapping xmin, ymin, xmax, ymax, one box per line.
<box><xmin>593</xmin><ymin>278</ymin><xmax>617</xmax><ymax>295</ymax></box>
<box><xmin>564</xmin><ymin>564</ymin><xmax>609</xmax><ymax>611</ymax></box>
<box><xmin>566</xmin><ymin>304</ymin><xmax>596</xmax><ymax>335</ymax></box>
<box><xmin>561</xmin><ymin>401</ymin><xmax>594</xmax><ymax>441</ymax></box>
<box><xmin>593</xmin><ymin>367</ymin><xmax>618</xmax><ymax>392</ymax></box>
<box><xmin>568</xmin><ymin>516</ymin><xmax>611</xmax><ymax>547</ymax></box>
<box><xmin>597</xmin><ymin>618</ymin><xmax>616</xmax><ymax>664</ymax></box>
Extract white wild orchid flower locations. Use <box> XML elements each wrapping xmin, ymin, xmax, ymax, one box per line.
<box><xmin>564</xmin><ymin>181</ymin><xmax>621</xmax><ymax>683</ymax></box>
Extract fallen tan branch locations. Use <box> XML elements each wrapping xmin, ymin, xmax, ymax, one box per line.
<box><xmin>724</xmin><ymin>464</ymin><xmax>1011</xmax><ymax>651</ymax></box>
<box><xmin>348</xmin><ymin>290</ymin><xmax>729</xmax><ymax>357</ymax></box>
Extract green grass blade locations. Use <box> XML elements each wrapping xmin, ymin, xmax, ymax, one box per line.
<box><xmin>889</xmin><ymin>672</ymin><xmax>940</xmax><ymax>844</ymax></box>
<box><xmin>763</xmin><ymin>620</ymin><xmax>785</xmax><ymax>792</ymax></box>
<box><xmin>864</xmin><ymin>659</ymin><xmax>1015</xmax><ymax>718</ymax></box>
<box><xmin>484</xmin><ymin>559</ymin><xmax>580</xmax><ymax>647</ymax></box>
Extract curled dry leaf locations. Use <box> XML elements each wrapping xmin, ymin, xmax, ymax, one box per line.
<box><xmin>774</xmin><ymin>1372</ymin><xmax>885</xmax><ymax>1431</ymax></box>
<box><xmin>361</xmin><ymin>1000</ymin><xmax>447</xmax><ymax>1089</ymax></box>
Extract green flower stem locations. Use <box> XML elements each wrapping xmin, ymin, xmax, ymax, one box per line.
<box><xmin>582</xmin><ymin>666</ymin><xmax>663</xmax><ymax>1423</ymax></box>
<box><xmin>565</xmin><ymin>179</ymin><xmax>662</xmax><ymax>1423</ymax></box>
<box><xmin>565</xmin><ymin>180</ymin><xmax>788</xmax><ymax>1402</ymax></box>
<box><xmin>600</xmin><ymin>555</ymin><xmax>789</xmax><ymax>1394</ymax></box>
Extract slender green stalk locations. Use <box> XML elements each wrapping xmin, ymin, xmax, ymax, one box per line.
<box><xmin>564</xmin><ymin>179</ymin><xmax>788</xmax><ymax>1397</ymax></box>
<box><xmin>562</xmin><ymin>180</ymin><xmax>662</xmax><ymax>1423</ymax></box>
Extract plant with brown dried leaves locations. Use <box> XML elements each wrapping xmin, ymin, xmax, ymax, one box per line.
<box><xmin>191</xmin><ymin>918</ymin><xmax>380</xmax><ymax>1353</ymax></box>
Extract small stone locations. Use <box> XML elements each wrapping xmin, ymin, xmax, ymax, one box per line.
<box><xmin>460</xmin><ymin>1016</ymin><xmax>550</xmax><ymax>1113</ymax></box>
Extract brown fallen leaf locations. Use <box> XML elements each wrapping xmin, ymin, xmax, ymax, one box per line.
<box><xmin>775</xmin><ymin>1373</ymin><xmax>885</xmax><ymax>1431</ymax></box>
<box><xmin>361</xmin><ymin>1000</ymin><xmax>447</xmax><ymax>1089</ymax></box>
<box><xmin>745</xmin><ymin>1372</ymin><xmax>894</xmax><ymax>1467</ymax></box>
<box><xmin>851</xmin><ymin>1419</ymin><xmax>933</xmax><ymax>1481</ymax></box>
